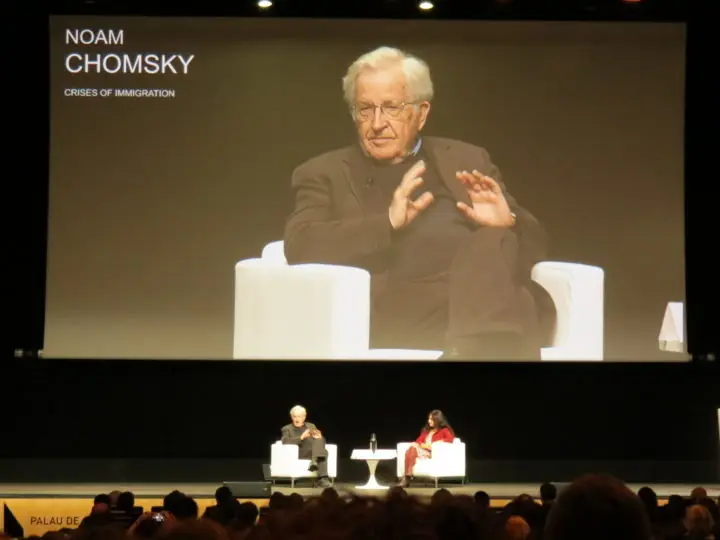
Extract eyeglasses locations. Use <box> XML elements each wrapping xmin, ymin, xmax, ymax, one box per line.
<box><xmin>354</xmin><ymin>102</ymin><xmax>417</xmax><ymax>120</ymax></box>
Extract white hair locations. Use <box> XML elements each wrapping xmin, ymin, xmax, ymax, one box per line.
<box><xmin>290</xmin><ymin>405</ymin><xmax>306</xmax><ymax>416</ymax></box>
<box><xmin>342</xmin><ymin>46</ymin><xmax>434</xmax><ymax>109</ymax></box>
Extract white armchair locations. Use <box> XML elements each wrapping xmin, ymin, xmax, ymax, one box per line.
<box><xmin>269</xmin><ymin>441</ymin><xmax>338</xmax><ymax>487</ymax></box>
<box><xmin>396</xmin><ymin>439</ymin><xmax>467</xmax><ymax>488</ymax></box>
<box><xmin>233</xmin><ymin>241</ymin><xmax>604</xmax><ymax>360</ymax></box>
<box><xmin>532</xmin><ymin>262</ymin><xmax>604</xmax><ymax>361</ymax></box>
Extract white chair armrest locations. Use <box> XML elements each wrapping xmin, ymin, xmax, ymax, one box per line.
<box><xmin>271</xmin><ymin>442</ymin><xmax>299</xmax><ymax>458</ymax></box>
<box><xmin>532</xmin><ymin>261</ymin><xmax>604</xmax><ymax>361</ymax></box>
<box><xmin>428</xmin><ymin>441</ymin><xmax>466</xmax><ymax>477</ymax></box>
<box><xmin>261</xmin><ymin>241</ymin><xmax>287</xmax><ymax>264</ymax></box>
<box><xmin>429</xmin><ymin>440</ymin><xmax>454</xmax><ymax>454</ymax></box>
<box><xmin>325</xmin><ymin>444</ymin><xmax>338</xmax><ymax>478</ymax></box>
<box><xmin>233</xmin><ymin>259</ymin><xmax>370</xmax><ymax>359</ymax></box>
<box><xmin>270</xmin><ymin>443</ymin><xmax>300</xmax><ymax>477</ymax></box>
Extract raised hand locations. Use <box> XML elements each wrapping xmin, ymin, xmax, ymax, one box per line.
<box><xmin>388</xmin><ymin>160</ymin><xmax>435</xmax><ymax>229</ymax></box>
<box><xmin>455</xmin><ymin>170</ymin><xmax>514</xmax><ymax>227</ymax></box>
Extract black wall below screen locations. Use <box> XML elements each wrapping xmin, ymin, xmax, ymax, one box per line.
<box><xmin>0</xmin><ymin>359</ymin><xmax>718</xmax><ymax>484</ymax></box>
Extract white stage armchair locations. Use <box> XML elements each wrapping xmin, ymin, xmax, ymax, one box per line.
<box><xmin>233</xmin><ymin>241</ymin><xmax>604</xmax><ymax>360</ymax></box>
<box><xmin>396</xmin><ymin>440</ymin><xmax>467</xmax><ymax>488</ymax></box>
<box><xmin>269</xmin><ymin>441</ymin><xmax>338</xmax><ymax>487</ymax></box>
<box><xmin>532</xmin><ymin>262</ymin><xmax>604</xmax><ymax>361</ymax></box>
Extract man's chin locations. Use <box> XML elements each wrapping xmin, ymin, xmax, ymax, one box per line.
<box><xmin>366</xmin><ymin>144</ymin><xmax>402</xmax><ymax>162</ymax></box>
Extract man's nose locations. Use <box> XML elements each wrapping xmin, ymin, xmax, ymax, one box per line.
<box><xmin>371</xmin><ymin>108</ymin><xmax>388</xmax><ymax>130</ymax></box>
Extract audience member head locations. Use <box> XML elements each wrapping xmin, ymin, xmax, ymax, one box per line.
<box><xmin>384</xmin><ymin>486</ymin><xmax>409</xmax><ymax>507</ymax></box>
<box><xmin>508</xmin><ymin>494</ymin><xmax>540</xmax><ymax>529</ymax></box>
<box><xmin>214</xmin><ymin>486</ymin><xmax>234</xmax><ymax>506</ymax></box>
<box><xmin>665</xmin><ymin>495</ymin><xmax>688</xmax><ymax>521</ymax></box>
<box><xmin>117</xmin><ymin>491</ymin><xmax>135</xmax><ymax>511</ymax></box>
<box><xmin>168</xmin><ymin>495</ymin><xmax>199</xmax><ymax>521</ymax></box>
<box><xmin>287</xmin><ymin>493</ymin><xmax>304</xmax><ymax>510</ymax></box>
<box><xmin>81</xmin><ymin>508</ymin><xmax>113</xmax><ymax>528</ymax></box>
<box><xmin>544</xmin><ymin>474</ymin><xmax>652</xmax><ymax>540</ymax></box>
<box><xmin>164</xmin><ymin>490</ymin><xmax>186</xmax><ymax>511</ymax></box>
<box><xmin>474</xmin><ymin>490</ymin><xmax>490</xmax><ymax>509</ymax></box>
<box><xmin>511</xmin><ymin>494</ymin><xmax>535</xmax><ymax>507</ymax></box>
<box><xmin>430</xmin><ymin>488</ymin><xmax>454</xmax><ymax>506</ymax></box>
<box><xmin>268</xmin><ymin>492</ymin><xmax>286</xmax><ymax>511</ymax></box>
<box><xmin>234</xmin><ymin>502</ymin><xmax>259</xmax><ymax>530</ymax></box>
<box><xmin>92</xmin><ymin>494</ymin><xmax>111</xmax><ymax>513</ymax></box>
<box><xmin>505</xmin><ymin>515</ymin><xmax>531</xmax><ymax>540</ymax></box>
<box><xmin>320</xmin><ymin>486</ymin><xmax>340</xmax><ymax>501</ymax></box>
<box><xmin>319</xmin><ymin>487</ymin><xmax>344</xmax><ymax>505</ymax></box>
<box><xmin>683</xmin><ymin>504</ymin><xmax>715</xmax><ymax>537</ymax></box>
<box><xmin>540</xmin><ymin>483</ymin><xmax>558</xmax><ymax>504</ymax></box>
<box><xmin>691</xmin><ymin>487</ymin><xmax>708</xmax><ymax>501</ymax></box>
<box><xmin>637</xmin><ymin>486</ymin><xmax>658</xmax><ymax>513</ymax></box>
<box><xmin>108</xmin><ymin>491</ymin><xmax>122</xmax><ymax>508</ymax></box>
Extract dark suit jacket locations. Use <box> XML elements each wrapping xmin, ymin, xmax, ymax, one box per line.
<box><xmin>284</xmin><ymin>136</ymin><xmax>547</xmax><ymax>292</ymax></box>
<box><xmin>281</xmin><ymin>422</ymin><xmax>317</xmax><ymax>445</ymax></box>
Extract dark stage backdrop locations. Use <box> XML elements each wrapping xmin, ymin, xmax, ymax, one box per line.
<box><xmin>0</xmin><ymin>359</ymin><xmax>718</xmax><ymax>484</ymax></box>
<box><xmin>44</xmin><ymin>17</ymin><xmax>686</xmax><ymax>361</ymax></box>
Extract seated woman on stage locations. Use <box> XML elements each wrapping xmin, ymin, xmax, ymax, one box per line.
<box><xmin>399</xmin><ymin>409</ymin><xmax>455</xmax><ymax>487</ymax></box>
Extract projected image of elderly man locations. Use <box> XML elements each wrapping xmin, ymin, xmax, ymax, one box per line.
<box><xmin>284</xmin><ymin>47</ymin><xmax>549</xmax><ymax>360</ymax></box>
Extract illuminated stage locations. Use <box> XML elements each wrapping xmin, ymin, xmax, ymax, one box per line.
<box><xmin>2</xmin><ymin>482</ymin><xmax>718</xmax><ymax>537</ymax></box>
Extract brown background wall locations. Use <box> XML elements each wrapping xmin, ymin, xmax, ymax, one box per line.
<box><xmin>45</xmin><ymin>17</ymin><xmax>686</xmax><ymax>360</ymax></box>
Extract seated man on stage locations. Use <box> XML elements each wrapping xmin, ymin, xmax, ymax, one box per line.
<box><xmin>281</xmin><ymin>405</ymin><xmax>331</xmax><ymax>488</ymax></box>
<box><xmin>400</xmin><ymin>409</ymin><xmax>455</xmax><ymax>487</ymax></box>
<box><xmin>284</xmin><ymin>46</ymin><xmax>548</xmax><ymax>360</ymax></box>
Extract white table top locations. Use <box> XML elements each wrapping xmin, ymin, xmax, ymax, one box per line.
<box><xmin>351</xmin><ymin>449</ymin><xmax>397</xmax><ymax>460</ymax></box>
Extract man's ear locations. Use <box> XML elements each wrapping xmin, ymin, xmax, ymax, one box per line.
<box><xmin>417</xmin><ymin>101</ymin><xmax>431</xmax><ymax>131</ymax></box>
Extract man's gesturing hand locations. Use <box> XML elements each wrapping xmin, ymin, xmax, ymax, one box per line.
<box><xmin>455</xmin><ymin>170</ymin><xmax>513</xmax><ymax>227</ymax></box>
<box><xmin>388</xmin><ymin>160</ymin><xmax>434</xmax><ymax>230</ymax></box>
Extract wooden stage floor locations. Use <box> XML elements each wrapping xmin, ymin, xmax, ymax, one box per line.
<box><xmin>1</xmin><ymin>482</ymin><xmax>718</xmax><ymax>500</ymax></box>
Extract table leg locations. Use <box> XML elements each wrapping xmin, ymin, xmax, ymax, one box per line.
<box><xmin>356</xmin><ymin>459</ymin><xmax>387</xmax><ymax>490</ymax></box>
